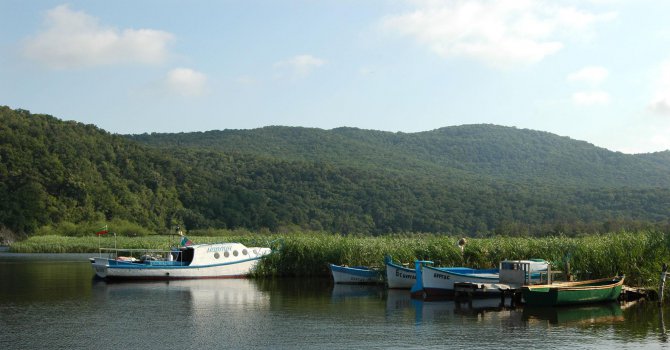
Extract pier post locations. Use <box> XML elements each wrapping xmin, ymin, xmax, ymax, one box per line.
<box><xmin>659</xmin><ymin>263</ymin><xmax>668</xmax><ymax>305</ymax></box>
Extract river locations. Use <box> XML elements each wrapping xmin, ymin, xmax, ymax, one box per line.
<box><xmin>1</xmin><ymin>253</ymin><xmax>668</xmax><ymax>349</ymax></box>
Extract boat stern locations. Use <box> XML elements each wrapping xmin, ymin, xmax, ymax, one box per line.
<box><xmin>90</xmin><ymin>257</ymin><xmax>109</xmax><ymax>278</ymax></box>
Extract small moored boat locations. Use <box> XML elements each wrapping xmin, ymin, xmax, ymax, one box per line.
<box><xmin>90</xmin><ymin>241</ymin><xmax>272</xmax><ymax>280</ymax></box>
<box><xmin>328</xmin><ymin>263</ymin><xmax>383</xmax><ymax>284</ymax></box>
<box><xmin>385</xmin><ymin>256</ymin><xmax>416</xmax><ymax>289</ymax></box>
<box><xmin>521</xmin><ymin>276</ymin><xmax>624</xmax><ymax>306</ymax></box>
<box><xmin>411</xmin><ymin>259</ymin><xmax>549</xmax><ymax>299</ymax></box>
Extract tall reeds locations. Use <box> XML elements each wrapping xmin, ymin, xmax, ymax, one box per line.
<box><xmin>9</xmin><ymin>230</ymin><xmax>669</xmax><ymax>286</ymax></box>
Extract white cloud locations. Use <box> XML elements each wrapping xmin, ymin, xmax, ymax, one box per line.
<box><xmin>567</xmin><ymin>66</ymin><xmax>609</xmax><ymax>84</ymax></box>
<box><xmin>648</xmin><ymin>61</ymin><xmax>670</xmax><ymax>116</ymax></box>
<box><xmin>572</xmin><ymin>90</ymin><xmax>610</xmax><ymax>105</ymax></box>
<box><xmin>22</xmin><ymin>4</ymin><xmax>174</xmax><ymax>69</ymax></box>
<box><xmin>165</xmin><ymin>68</ymin><xmax>207</xmax><ymax>97</ymax></box>
<box><xmin>274</xmin><ymin>54</ymin><xmax>325</xmax><ymax>78</ymax></box>
<box><xmin>380</xmin><ymin>0</ymin><xmax>617</xmax><ymax>68</ymax></box>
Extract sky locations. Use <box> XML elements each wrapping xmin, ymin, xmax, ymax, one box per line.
<box><xmin>2</xmin><ymin>0</ymin><xmax>670</xmax><ymax>154</ymax></box>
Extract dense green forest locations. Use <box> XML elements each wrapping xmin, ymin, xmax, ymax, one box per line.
<box><xmin>1</xmin><ymin>106</ymin><xmax>669</xmax><ymax>238</ymax></box>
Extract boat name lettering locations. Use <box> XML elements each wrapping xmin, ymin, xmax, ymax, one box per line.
<box><xmin>207</xmin><ymin>246</ymin><xmax>233</xmax><ymax>252</ymax></box>
<box><xmin>434</xmin><ymin>273</ymin><xmax>450</xmax><ymax>280</ymax></box>
<box><xmin>395</xmin><ymin>271</ymin><xmax>416</xmax><ymax>279</ymax></box>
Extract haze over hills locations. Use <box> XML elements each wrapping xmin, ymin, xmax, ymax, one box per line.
<box><xmin>2</xmin><ymin>105</ymin><xmax>669</xmax><ymax>237</ymax></box>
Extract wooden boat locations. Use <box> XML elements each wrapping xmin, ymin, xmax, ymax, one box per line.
<box><xmin>90</xmin><ymin>242</ymin><xmax>272</xmax><ymax>280</ymax></box>
<box><xmin>385</xmin><ymin>256</ymin><xmax>416</xmax><ymax>289</ymax></box>
<box><xmin>328</xmin><ymin>263</ymin><xmax>383</xmax><ymax>284</ymax></box>
<box><xmin>410</xmin><ymin>261</ymin><xmax>498</xmax><ymax>299</ymax></box>
<box><xmin>411</xmin><ymin>259</ymin><xmax>549</xmax><ymax>299</ymax></box>
<box><xmin>521</xmin><ymin>276</ymin><xmax>624</xmax><ymax>306</ymax></box>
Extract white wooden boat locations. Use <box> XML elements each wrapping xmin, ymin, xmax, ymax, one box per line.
<box><xmin>385</xmin><ymin>256</ymin><xmax>416</xmax><ymax>289</ymax></box>
<box><xmin>328</xmin><ymin>263</ymin><xmax>383</xmax><ymax>284</ymax></box>
<box><xmin>90</xmin><ymin>242</ymin><xmax>271</xmax><ymax>279</ymax></box>
<box><xmin>410</xmin><ymin>259</ymin><xmax>549</xmax><ymax>299</ymax></box>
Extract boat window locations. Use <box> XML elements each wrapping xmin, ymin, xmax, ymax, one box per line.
<box><xmin>242</xmin><ymin>249</ymin><xmax>248</xmax><ymax>255</ymax></box>
<box><xmin>233</xmin><ymin>250</ymin><xmax>239</xmax><ymax>257</ymax></box>
<box><xmin>214</xmin><ymin>252</ymin><xmax>220</xmax><ymax>259</ymax></box>
<box><xmin>224</xmin><ymin>251</ymin><xmax>230</xmax><ymax>258</ymax></box>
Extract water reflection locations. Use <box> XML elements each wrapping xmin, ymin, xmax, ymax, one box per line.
<box><xmin>331</xmin><ymin>283</ymin><xmax>385</xmax><ymax>301</ymax></box>
<box><xmin>660</xmin><ymin>303</ymin><xmax>668</xmax><ymax>343</ymax></box>
<box><xmin>3</xmin><ymin>255</ymin><xmax>670</xmax><ymax>349</ymax></box>
<box><xmin>0</xmin><ymin>258</ymin><xmax>93</xmax><ymax>303</ymax></box>
<box><xmin>88</xmin><ymin>278</ymin><xmax>274</xmax><ymax>348</ymax></box>
<box><xmin>523</xmin><ymin>302</ymin><xmax>624</xmax><ymax>325</ymax></box>
<box><xmin>91</xmin><ymin>278</ymin><xmax>270</xmax><ymax>308</ymax></box>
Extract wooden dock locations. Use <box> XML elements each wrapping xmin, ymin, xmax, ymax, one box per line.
<box><xmin>620</xmin><ymin>285</ymin><xmax>652</xmax><ymax>301</ymax></box>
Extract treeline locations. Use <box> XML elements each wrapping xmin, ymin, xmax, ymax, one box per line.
<box><xmin>1</xmin><ymin>106</ymin><xmax>670</xmax><ymax>238</ymax></box>
<box><xmin>0</xmin><ymin>107</ymin><xmax>188</xmax><ymax>234</ymax></box>
<box><xmin>129</xmin><ymin>124</ymin><xmax>670</xmax><ymax>188</ymax></box>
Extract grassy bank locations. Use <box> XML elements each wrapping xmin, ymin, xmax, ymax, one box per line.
<box><xmin>10</xmin><ymin>230</ymin><xmax>669</xmax><ymax>286</ymax></box>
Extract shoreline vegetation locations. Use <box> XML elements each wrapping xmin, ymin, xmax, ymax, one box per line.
<box><xmin>8</xmin><ymin>230</ymin><xmax>668</xmax><ymax>287</ymax></box>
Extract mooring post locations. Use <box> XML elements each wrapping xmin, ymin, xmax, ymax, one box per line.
<box><xmin>659</xmin><ymin>263</ymin><xmax>668</xmax><ymax>305</ymax></box>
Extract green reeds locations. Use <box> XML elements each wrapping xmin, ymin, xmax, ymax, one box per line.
<box><xmin>9</xmin><ymin>230</ymin><xmax>669</xmax><ymax>286</ymax></box>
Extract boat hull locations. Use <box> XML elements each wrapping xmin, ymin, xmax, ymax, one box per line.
<box><xmin>385</xmin><ymin>259</ymin><xmax>416</xmax><ymax>289</ymax></box>
<box><xmin>91</xmin><ymin>256</ymin><xmax>266</xmax><ymax>279</ymax></box>
<box><xmin>521</xmin><ymin>276</ymin><xmax>624</xmax><ymax>306</ymax></box>
<box><xmin>90</xmin><ymin>243</ymin><xmax>272</xmax><ymax>280</ymax></box>
<box><xmin>329</xmin><ymin>264</ymin><xmax>382</xmax><ymax>284</ymax></box>
<box><xmin>417</xmin><ymin>265</ymin><xmax>499</xmax><ymax>299</ymax></box>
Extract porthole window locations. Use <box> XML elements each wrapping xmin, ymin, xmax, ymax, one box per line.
<box><xmin>242</xmin><ymin>249</ymin><xmax>248</xmax><ymax>255</ymax></box>
<box><xmin>233</xmin><ymin>250</ymin><xmax>239</xmax><ymax>257</ymax></box>
<box><xmin>224</xmin><ymin>251</ymin><xmax>230</xmax><ymax>258</ymax></box>
<box><xmin>214</xmin><ymin>252</ymin><xmax>220</xmax><ymax>259</ymax></box>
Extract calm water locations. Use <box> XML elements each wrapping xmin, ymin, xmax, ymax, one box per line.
<box><xmin>1</xmin><ymin>254</ymin><xmax>669</xmax><ymax>349</ymax></box>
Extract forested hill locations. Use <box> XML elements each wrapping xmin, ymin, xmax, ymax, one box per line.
<box><xmin>2</xmin><ymin>106</ymin><xmax>670</xmax><ymax>237</ymax></box>
<box><xmin>129</xmin><ymin>125</ymin><xmax>670</xmax><ymax>188</ymax></box>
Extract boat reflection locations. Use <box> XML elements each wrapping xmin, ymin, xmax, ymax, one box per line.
<box><xmin>413</xmin><ymin>298</ymin><xmax>519</xmax><ymax>324</ymax></box>
<box><xmin>385</xmin><ymin>289</ymin><xmax>522</xmax><ymax>324</ymax></box>
<box><xmin>330</xmin><ymin>283</ymin><xmax>385</xmax><ymax>301</ymax></box>
<box><xmin>91</xmin><ymin>278</ymin><xmax>270</xmax><ymax>309</ymax></box>
<box><xmin>523</xmin><ymin>302</ymin><xmax>624</xmax><ymax>325</ymax></box>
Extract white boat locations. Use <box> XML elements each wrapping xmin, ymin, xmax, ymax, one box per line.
<box><xmin>385</xmin><ymin>256</ymin><xmax>416</xmax><ymax>289</ymax></box>
<box><xmin>411</xmin><ymin>259</ymin><xmax>549</xmax><ymax>300</ymax></box>
<box><xmin>90</xmin><ymin>242</ymin><xmax>272</xmax><ymax>279</ymax></box>
<box><xmin>328</xmin><ymin>263</ymin><xmax>383</xmax><ymax>284</ymax></box>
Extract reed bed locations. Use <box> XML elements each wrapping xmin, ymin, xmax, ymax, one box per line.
<box><xmin>9</xmin><ymin>230</ymin><xmax>669</xmax><ymax>286</ymax></box>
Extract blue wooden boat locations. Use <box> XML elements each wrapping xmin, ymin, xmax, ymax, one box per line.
<box><xmin>411</xmin><ymin>259</ymin><xmax>549</xmax><ymax>299</ymax></box>
<box><xmin>328</xmin><ymin>263</ymin><xmax>383</xmax><ymax>284</ymax></box>
<box><xmin>385</xmin><ymin>256</ymin><xmax>416</xmax><ymax>289</ymax></box>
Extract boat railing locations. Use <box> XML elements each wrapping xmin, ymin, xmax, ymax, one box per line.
<box><xmin>97</xmin><ymin>247</ymin><xmax>184</xmax><ymax>264</ymax></box>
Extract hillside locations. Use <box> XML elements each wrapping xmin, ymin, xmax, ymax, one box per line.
<box><xmin>2</xmin><ymin>106</ymin><xmax>670</xmax><ymax>237</ymax></box>
<box><xmin>129</xmin><ymin>125</ymin><xmax>670</xmax><ymax>188</ymax></box>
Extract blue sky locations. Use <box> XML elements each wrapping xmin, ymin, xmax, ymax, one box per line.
<box><xmin>2</xmin><ymin>0</ymin><xmax>670</xmax><ymax>154</ymax></box>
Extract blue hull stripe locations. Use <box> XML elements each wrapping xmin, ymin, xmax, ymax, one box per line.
<box><xmin>106</xmin><ymin>256</ymin><xmax>264</xmax><ymax>270</ymax></box>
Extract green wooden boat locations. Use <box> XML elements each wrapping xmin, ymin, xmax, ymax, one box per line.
<box><xmin>521</xmin><ymin>276</ymin><xmax>624</xmax><ymax>306</ymax></box>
